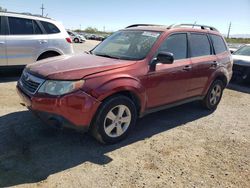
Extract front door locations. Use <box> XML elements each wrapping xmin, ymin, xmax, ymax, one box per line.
<box><xmin>145</xmin><ymin>33</ymin><xmax>193</xmax><ymax>108</ymax></box>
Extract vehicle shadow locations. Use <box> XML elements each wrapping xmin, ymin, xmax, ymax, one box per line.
<box><xmin>0</xmin><ymin>102</ymin><xmax>212</xmax><ymax>187</ymax></box>
<box><xmin>0</xmin><ymin>69</ymin><xmax>22</xmax><ymax>83</ymax></box>
<box><xmin>227</xmin><ymin>82</ymin><xmax>250</xmax><ymax>94</ymax></box>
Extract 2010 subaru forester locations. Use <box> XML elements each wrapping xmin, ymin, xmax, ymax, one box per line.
<box><xmin>17</xmin><ymin>24</ymin><xmax>233</xmax><ymax>144</ymax></box>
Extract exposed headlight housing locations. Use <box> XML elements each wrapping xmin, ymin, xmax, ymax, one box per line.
<box><xmin>38</xmin><ymin>80</ymin><xmax>85</xmax><ymax>96</ymax></box>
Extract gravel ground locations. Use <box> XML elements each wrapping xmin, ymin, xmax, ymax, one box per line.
<box><xmin>0</xmin><ymin>41</ymin><xmax>249</xmax><ymax>187</ymax></box>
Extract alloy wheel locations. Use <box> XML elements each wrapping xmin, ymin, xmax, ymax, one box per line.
<box><xmin>104</xmin><ymin>105</ymin><xmax>131</xmax><ymax>138</ymax></box>
<box><xmin>209</xmin><ymin>84</ymin><xmax>222</xmax><ymax>106</ymax></box>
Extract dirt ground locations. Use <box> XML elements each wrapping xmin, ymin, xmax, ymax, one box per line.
<box><xmin>0</xmin><ymin>41</ymin><xmax>249</xmax><ymax>188</ymax></box>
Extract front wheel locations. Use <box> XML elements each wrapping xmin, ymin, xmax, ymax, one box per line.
<box><xmin>202</xmin><ymin>80</ymin><xmax>224</xmax><ymax>110</ymax></box>
<box><xmin>90</xmin><ymin>95</ymin><xmax>137</xmax><ymax>144</ymax></box>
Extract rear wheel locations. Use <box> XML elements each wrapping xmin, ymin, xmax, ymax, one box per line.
<box><xmin>202</xmin><ymin>80</ymin><xmax>224</xmax><ymax>110</ymax></box>
<box><xmin>74</xmin><ymin>38</ymin><xmax>80</xmax><ymax>43</ymax></box>
<box><xmin>91</xmin><ymin>95</ymin><xmax>137</xmax><ymax>144</ymax></box>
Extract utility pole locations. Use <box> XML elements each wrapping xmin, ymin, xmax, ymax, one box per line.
<box><xmin>227</xmin><ymin>22</ymin><xmax>231</xmax><ymax>38</ymax></box>
<box><xmin>41</xmin><ymin>4</ymin><xmax>45</xmax><ymax>17</ymax></box>
<box><xmin>192</xmin><ymin>21</ymin><xmax>197</xmax><ymax>28</ymax></box>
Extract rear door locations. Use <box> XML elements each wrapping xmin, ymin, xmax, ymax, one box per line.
<box><xmin>40</xmin><ymin>20</ymin><xmax>65</xmax><ymax>51</ymax></box>
<box><xmin>5</xmin><ymin>16</ymin><xmax>48</xmax><ymax>66</ymax></box>
<box><xmin>209</xmin><ymin>34</ymin><xmax>230</xmax><ymax>67</ymax></box>
<box><xmin>0</xmin><ymin>16</ymin><xmax>7</xmax><ymax>66</ymax></box>
<box><xmin>187</xmin><ymin>33</ymin><xmax>218</xmax><ymax>97</ymax></box>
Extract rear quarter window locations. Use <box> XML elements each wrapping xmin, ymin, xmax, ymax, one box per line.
<box><xmin>190</xmin><ymin>33</ymin><xmax>211</xmax><ymax>57</ymax></box>
<box><xmin>210</xmin><ymin>34</ymin><xmax>227</xmax><ymax>54</ymax></box>
<box><xmin>41</xmin><ymin>21</ymin><xmax>60</xmax><ymax>34</ymax></box>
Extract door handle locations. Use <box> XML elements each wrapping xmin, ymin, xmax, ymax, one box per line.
<box><xmin>183</xmin><ymin>65</ymin><xmax>192</xmax><ymax>71</ymax></box>
<box><xmin>0</xmin><ymin>41</ymin><xmax>5</xmax><ymax>44</ymax></box>
<box><xmin>39</xmin><ymin>40</ymin><xmax>48</xmax><ymax>44</ymax></box>
<box><xmin>211</xmin><ymin>61</ymin><xmax>218</xmax><ymax>68</ymax></box>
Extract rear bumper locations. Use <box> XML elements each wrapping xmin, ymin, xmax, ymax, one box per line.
<box><xmin>16</xmin><ymin>86</ymin><xmax>101</xmax><ymax>130</ymax></box>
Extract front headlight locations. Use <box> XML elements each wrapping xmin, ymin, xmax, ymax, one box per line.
<box><xmin>38</xmin><ymin>80</ymin><xmax>85</xmax><ymax>96</ymax></box>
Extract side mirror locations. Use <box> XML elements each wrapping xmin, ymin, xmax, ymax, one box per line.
<box><xmin>150</xmin><ymin>52</ymin><xmax>174</xmax><ymax>71</ymax></box>
<box><xmin>157</xmin><ymin>51</ymin><xmax>174</xmax><ymax>64</ymax></box>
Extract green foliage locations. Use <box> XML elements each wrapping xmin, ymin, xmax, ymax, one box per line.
<box><xmin>73</xmin><ymin>27</ymin><xmax>113</xmax><ymax>35</ymax></box>
<box><xmin>225</xmin><ymin>38</ymin><xmax>250</xmax><ymax>44</ymax></box>
<box><xmin>84</xmin><ymin>27</ymin><xmax>99</xmax><ymax>33</ymax></box>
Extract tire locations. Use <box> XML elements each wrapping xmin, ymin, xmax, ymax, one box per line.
<box><xmin>90</xmin><ymin>95</ymin><xmax>137</xmax><ymax>144</ymax></box>
<box><xmin>202</xmin><ymin>80</ymin><xmax>224</xmax><ymax>110</ymax></box>
<box><xmin>37</xmin><ymin>52</ymin><xmax>60</xmax><ymax>61</ymax></box>
<box><xmin>74</xmin><ymin>38</ymin><xmax>80</xmax><ymax>43</ymax></box>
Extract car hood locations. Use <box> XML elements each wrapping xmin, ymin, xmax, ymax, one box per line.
<box><xmin>233</xmin><ymin>55</ymin><xmax>250</xmax><ymax>67</ymax></box>
<box><xmin>26</xmin><ymin>54</ymin><xmax>135</xmax><ymax>80</ymax></box>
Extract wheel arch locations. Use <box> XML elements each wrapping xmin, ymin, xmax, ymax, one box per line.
<box><xmin>203</xmin><ymin>68</ymin><xmax>229</xmax><ymax>96</ymax></box>
<box><xmin>37</xmin><ymin>50</ymin><xmax>62</xmax><ymax>61</ymax></box>
<box><xmin>89</xmin><ymin>76</ymin><xmax>147</xmax><ymax>115</ymax></box>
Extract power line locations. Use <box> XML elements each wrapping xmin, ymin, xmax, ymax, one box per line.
<box><xmin>40</xmin><ymin>4</ymin><xmax>45</xmax><ymax>16</ymax></box>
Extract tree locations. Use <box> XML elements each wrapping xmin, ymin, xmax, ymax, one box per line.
<box><xmin>0</xmin><ymin>6</ymin><xmax>7</xmax><ymax>12</ymax></box>
<box><xmin>84</xmin><ymin>27</ymin><xmax>98</xmax><ymax>33</ymax></box>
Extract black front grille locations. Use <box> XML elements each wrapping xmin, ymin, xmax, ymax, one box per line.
<box><xmin>19</xmin><ymin>71</ymin><xmax>44</xmax><ymax>94</ymax></box>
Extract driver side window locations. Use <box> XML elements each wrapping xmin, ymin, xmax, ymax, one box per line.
<box><xmin>159</xmin><ymin>33</ymin><xmax>188</xmax><ymax>60</ymax></box>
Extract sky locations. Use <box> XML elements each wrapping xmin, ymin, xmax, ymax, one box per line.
<box><xmin>1</xmin><ymin>0</ymin><xmax>250</xmax><ymax>35</ymax></box>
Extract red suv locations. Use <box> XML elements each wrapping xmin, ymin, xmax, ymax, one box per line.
<box><xmin>17</xmin><ymin>24</ymin><xmax>233</xmax><ymax>144</ymax></box>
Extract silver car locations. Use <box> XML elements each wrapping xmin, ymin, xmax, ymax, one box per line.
<box><xmin>0</xmin><ymin>12</ymin><xmax>74</xmax><ymax>67</ymax></box>
<box><xmin>232</xmin><ymin>44</ymin><xmax>250</xmax><ymax>82</ymax></box>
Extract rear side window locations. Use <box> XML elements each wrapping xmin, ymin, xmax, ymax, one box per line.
<box><xmin>159</xmin><ymin>33</ymin><xmax>187</xmax><ymax>60</ymax></box>
<box><xmin>33</xmin><ymin>21</ymin><xmax>43</xmax><ymax>34</ymax></box>
<box><xmin>0</xmin><ymin>16</ymin><xmax>2</xmax><ymax>35</ymax></box>
<box><xmin>41</xmin><ymin>21</ymin><xmax>60</xmax><ymax>34</ymax></box>
<box><xmin>210</xmin><ymin>34</ymin><xmax>227</xmax><ymax>54</ymax></box>
<box><xmin>190</xmin><ymin>33</ymin><xmax>211</xmax><ymax>57</ymax></box>
<box><xmin>8</xmin><ymin>17</ymin><xmax>33</xmax><ymax>35</ymax></box>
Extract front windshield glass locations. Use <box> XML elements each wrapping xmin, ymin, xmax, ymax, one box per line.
<box><xmin>234</xmin><ymin>45</ymin><xmax>250</xmax><ymax>56</ymax></box>
<box><xmin>92</xmin><ymin>30</ymin><xmax>161</xmax><ymax>60</ymax></box>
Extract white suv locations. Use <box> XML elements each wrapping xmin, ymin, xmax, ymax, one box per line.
<box><xmin>0</xmin><ymin>12</ymin><xmax>74</xmax><ymax>67</ymax></box>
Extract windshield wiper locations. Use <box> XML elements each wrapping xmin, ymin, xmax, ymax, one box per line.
<box><xmin>94</xmin><ymin>53</ymin><xmax>121</xmax><ymax>59</ymax></box>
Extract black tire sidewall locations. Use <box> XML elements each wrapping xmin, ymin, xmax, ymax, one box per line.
<box><xmin>92</xmin><ymin>96</ymin><xmax>137</xmax><ymax>144</ymax></box>
<box><xmin>74</xmin><ymin>38</ymin><xmax>79</xmax><ymax>43</ymax></box>
<box><xmin>204</xmin><ymin>80</ymin><xmax>224</xmax><ymax>110</ymax></box>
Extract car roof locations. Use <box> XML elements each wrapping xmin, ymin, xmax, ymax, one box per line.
<box><xmin>0</xmin><ymin>11</ymin><xmax>54</xmax><ymax>22</ymax></box>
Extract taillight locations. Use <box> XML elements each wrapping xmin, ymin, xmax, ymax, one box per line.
<box><xmin>66</xmin><ymin>37</ymin><xmax>72</xmax><ymax>43</ymax></box>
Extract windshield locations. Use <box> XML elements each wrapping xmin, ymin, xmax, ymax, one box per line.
<box><xmin>92</xmin><ymin>30</ymin><xmax>161</xmax><ymax>60</ymax></box>
<box><xmin>234</xmin><ymin>45</ymin><xmax>250</xmax><ymax>56</ymax></box>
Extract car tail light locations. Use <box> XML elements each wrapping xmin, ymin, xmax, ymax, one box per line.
<box><xmin>66</xmin><ymin>37</ymin><xmax>72</xmax><ymax>43</ymax></box>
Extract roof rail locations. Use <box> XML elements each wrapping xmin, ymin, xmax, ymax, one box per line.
<box><xmin>125</xmin><ymin>23</ymin><xmax>219</xmax><ymax>32</ymax></box>
<box><xmin>0</xmin><ymin>11</ymin><xmax>51</xmax><ymax>19</ymax></box>
<box><xmin>126</xmin><ymin>24</ymin><xmax>164</xmax><ymax>28</ymax></box>
<box><xmin>168</xmin><ymin>24</ymin><xmax>218</xmax><ymax>31</ymax></box>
